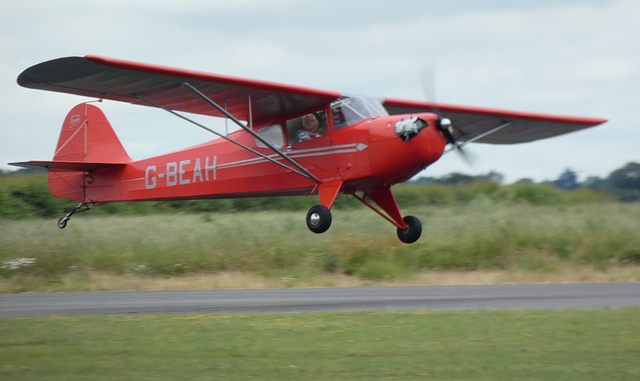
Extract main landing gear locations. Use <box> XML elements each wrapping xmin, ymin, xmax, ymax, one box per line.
<box><xmin>57</xmin><ymin>202</ymin><xmax>90</xmax><ymax>229</ymax></box>
<box><xmin>306</xmin><ymin>205</ymin><xmax>332</xmax><ymax>233</ymax></box>
<box><xmin>305</xmin><ymin>204</ymin><xmax>423</xmax><ymax>244</ymax></box>
<box><xmin>305</xmin><ymin>186</ymin><xmax>424</xmax><ymax>244</ymax></box>
<box><xmin>396</xmin><ymin>215</ymin><xmax>422</xmax><ymax>244</ymax></box>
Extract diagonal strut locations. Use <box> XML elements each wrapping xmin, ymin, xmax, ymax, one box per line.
<box><xmin>181</xmin><ymin>81</ymin><xmax>321</xmax><ymax>183</ymax></box>
<box><xmin>135</xmin><ymin>94</ymin><xmax>319</xmax><ymax>182</ymax></box>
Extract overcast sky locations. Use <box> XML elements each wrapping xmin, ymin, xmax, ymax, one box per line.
<box><xmin>2</xmin><ymin>0</ymin><xmax>638</xmax><ymax>183</ymax></box>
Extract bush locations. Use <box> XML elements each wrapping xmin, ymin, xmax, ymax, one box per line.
<box><xmin>0</xmin><ymin>172</ymin><xmax>623</xmax><ymax>220</ymax></box>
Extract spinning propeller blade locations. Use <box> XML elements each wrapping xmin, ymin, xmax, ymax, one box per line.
<box><xmin>420</xmin><ymin>65</ymin><xmax>473</xmax><ymax>167</ymax></box>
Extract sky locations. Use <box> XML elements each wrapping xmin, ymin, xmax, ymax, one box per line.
<box><xmin>2</xmin><ymin>0</ymin><xmax>638</xmax><ymax>183</ymax></box>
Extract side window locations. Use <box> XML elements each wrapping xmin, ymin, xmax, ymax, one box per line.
<box><xmin>256</xmin><ymin>124</ymin><xmax>285</xmax><ymax>149</ymax></box>
<box><xmin>286</xmin><ymin>111</ymin><xmax>328</xmax><ymax>144</ymax></box>
<box><xmin>331</xmin><ymin>104</ymin><xmax>348</xmax><ymax>130</ymax></box>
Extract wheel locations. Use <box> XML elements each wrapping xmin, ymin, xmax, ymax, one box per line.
<box><xmin>306</xmin><ymin>205</ymin><xmax>332</xmax><ymax>234</ymax></box>
<box><xmin>397</xmin><ymin>216</ymin><xmax>422</xmax><ymax>244</ymax></box>
<box><xmin>57</xmin><ymin>217</ymin><xmax>68</xmax><ymax>229</ymax></box>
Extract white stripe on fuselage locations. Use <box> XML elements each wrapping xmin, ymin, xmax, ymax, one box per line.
<box><xmin>125</xmin><ymin>143</ymin><xmax>367</xmax><ymax>188</ymax></box>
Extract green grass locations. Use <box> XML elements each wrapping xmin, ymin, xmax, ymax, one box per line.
<box><xmin>1</xmin><ymin>203</ymin><xmax>639</xmax><ymax>292</ymax></box>
<box><xmin>1</xmin><ymin>308</ymin><xmax>638</xmax><ymax>380</ymax></box>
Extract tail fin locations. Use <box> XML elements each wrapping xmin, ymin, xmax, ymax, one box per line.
<box><xmin>47</xmin><ymin>102</ymin><xmax>132</xmax><ymax>201</ymax></box>
<box><xmin>11</xmin><ymin>102</ymin><xmax>131</xmax><ymax>202</ymax></box>
<box><xmin>53</xmin><ymin>102</ymin><xmax>131</xmax><ymax>163</ymax></box>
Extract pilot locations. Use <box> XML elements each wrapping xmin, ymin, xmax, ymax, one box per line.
<box><xmin>296</xmin><ymin>114</ymin><xmax>319</xmax><ymax>142</ymax></box>
<box><xmin>331</xmin><ymin>106</ymin><xmax>347</xmax><ymax>129</ymax></box>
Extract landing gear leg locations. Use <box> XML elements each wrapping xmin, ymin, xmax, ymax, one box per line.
<box><xmin>57</xmin><ymin>202</ymin><xmax>90</xmax><ymax>229</ymax></box>
<box><xmin>306</xmin><ymin>180</ymin><xmax>342</xmax><ymax>235</ymax></box>
<box><xmin>352</xmin><ymin>187</ymin><xmax>423</xmax><ymax>244</ymax></box>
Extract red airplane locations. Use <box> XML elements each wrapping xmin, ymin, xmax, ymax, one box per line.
<box><xmin>10</xmin><ymin>56</ymin><xmax>606</xmax><ymax>243</ymax></box>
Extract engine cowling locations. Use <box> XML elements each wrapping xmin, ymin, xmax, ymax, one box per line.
<box><xmin>369</xmin><ymin>114</ymin><xmax>446</xmax><ymax>184</ymax></box>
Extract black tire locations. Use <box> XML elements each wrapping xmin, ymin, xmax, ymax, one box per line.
<box><xmin>397</xmin><ymin>215</ymin><xmax>422</xmax><ymax>244</ymax></box>
<box><xmin>306</xmin><ymin>205</ymin><xmax>332</xmax><ymax>234</ymax></box>
<box><xmin>57</xmin><ymin>217</ymin><xmax>68</xmax><ymax>229</ymax></box>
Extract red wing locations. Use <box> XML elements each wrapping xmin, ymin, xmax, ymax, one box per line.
<box><xmin>17</xmin><ymin>56</ymin><xmax>341</xmax><ymax>121</ymax></box>
<box><xmin>384</xmin><ymin>98</ymin><xmax>607</xmax><ymax>144</ymax></box>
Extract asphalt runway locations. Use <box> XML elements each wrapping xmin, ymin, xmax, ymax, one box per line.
<box><xmin>1</xmin><ymin>283</ymin><xmax>638</xmax><ymax>318</ymax></box>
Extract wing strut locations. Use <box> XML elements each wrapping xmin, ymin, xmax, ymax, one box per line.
<box><xmin>444</xmin><ymin>121</ymin><xmax>511</xmax><ymax>154</ymax></box>
<box><xmin>460</xmin><ymin>121</ymin><xmax>511</xmax><ymax>147</ymax></box>
<box><xmin>181</xmin><ymin>81</ymin><xmax>321</xmax><ymax>183</ymax></box>
<box><xmin>136</xmin><ymin>93</ymin><xmax>319</xmax><ymax>183</ymax></box>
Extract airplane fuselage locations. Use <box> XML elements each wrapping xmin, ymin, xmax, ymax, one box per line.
<box><xmin>80</xmin><ymin>112</ymin><xmax>446</xmax><ymax>203</ymax></box>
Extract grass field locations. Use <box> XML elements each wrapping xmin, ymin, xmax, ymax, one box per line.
<box><xmin>1</xmin><ymin>202</ymin><xmax>639</xmax><ymax>292</ymax></box>
<box><xmin>1</xmin><ymin>308</ymin><xmax>638</xmax><ymax>380</ymax></box>
<box><xmin>1</xmin><ymin>198</ymin><xmax>638</xmax><ymax>379</ymax></box>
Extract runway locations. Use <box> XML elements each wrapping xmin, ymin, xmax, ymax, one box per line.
<box><xmin>1</xmin><ymin>283</ymin><xmax>638</xmax><ymax>318</ymax></box>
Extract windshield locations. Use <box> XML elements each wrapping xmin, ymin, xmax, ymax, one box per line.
<box><xmin>331</xmin><ymin>96</ymin><xmax>388</xmax><ymax>130</ymax></box>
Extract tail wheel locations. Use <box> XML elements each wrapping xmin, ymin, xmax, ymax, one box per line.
<box><xmin>397</xmin><ymin>216</ymin><xmax>422</xmax><ymax>244</ymax></box>
<box><xmin>57</xmin><ymin>217</ymin><xmax>69</xmax><ymax>229</ymax></box>
<box><xmin>306</xmin><ymin>205</ymin><xmax>332</xmax><ymax>234</ymax></box>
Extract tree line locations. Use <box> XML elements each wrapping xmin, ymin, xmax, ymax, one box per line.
<box><xmin>412</xmin><ymin>162</ymin><xmax>640</xmax><ymax>202</ymax></box>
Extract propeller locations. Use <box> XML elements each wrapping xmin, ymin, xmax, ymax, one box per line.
<box><xmin>419</xmin><ymin>65</ymin><xmax>473</xmax><ymax>167</ymax></box>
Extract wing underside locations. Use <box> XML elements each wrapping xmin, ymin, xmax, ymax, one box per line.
<box><xmin>384</xmin><ymin>98</ymin><xmax>607</xmax><ymax>144</ymax></box>
<box><xmin>17</xmin><ymin>56</ymin><xmax>341</xmax><ymax>122</ymax></box>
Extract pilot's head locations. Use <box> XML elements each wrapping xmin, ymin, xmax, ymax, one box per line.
<box><xmin>302</xmin><ymin>114</ymin><xmax>318</xmax><ymax>130</ymax></box>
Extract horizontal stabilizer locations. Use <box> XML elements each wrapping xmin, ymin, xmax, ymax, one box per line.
<box><xmin>9</xmin><ymin>160</ymin><xmax>125</xmax><ymax>172</ymax></box>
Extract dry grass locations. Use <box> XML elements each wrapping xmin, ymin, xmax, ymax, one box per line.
<box><xmin>2</xmin><ymin>265</ymin><xmax>637</xmax><ymax>293</ymax></box>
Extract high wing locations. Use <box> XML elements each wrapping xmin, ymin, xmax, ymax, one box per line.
<box><xmin>384</xmin><ymin>98</ymin><xmax>607</xmax><ymax>144</ymax></box>
<box><xmin>17</xmin><ymin>55</ymin><xmax>606</xmax><ymax>144</ymax></box>
<box><xmin>17</xmin><ymin>55</ymin><xmax>341</xmax><ymax>121</ymax></box>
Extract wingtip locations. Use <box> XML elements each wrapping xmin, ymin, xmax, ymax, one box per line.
<box><xmin>16</xmin><ymin>56</ymin><xmax>92</xmax><ymax>89</ymax></box>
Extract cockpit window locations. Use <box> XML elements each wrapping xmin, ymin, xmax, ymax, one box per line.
<box><xmin>330</xmin><ymin>96</ymin><xmax>388</xmax><ymax>130</ymax></box>
<box><xmin>286</xmin><ymin>110</ymin><xmax>328</xmax><ymax>143</ymax></box>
